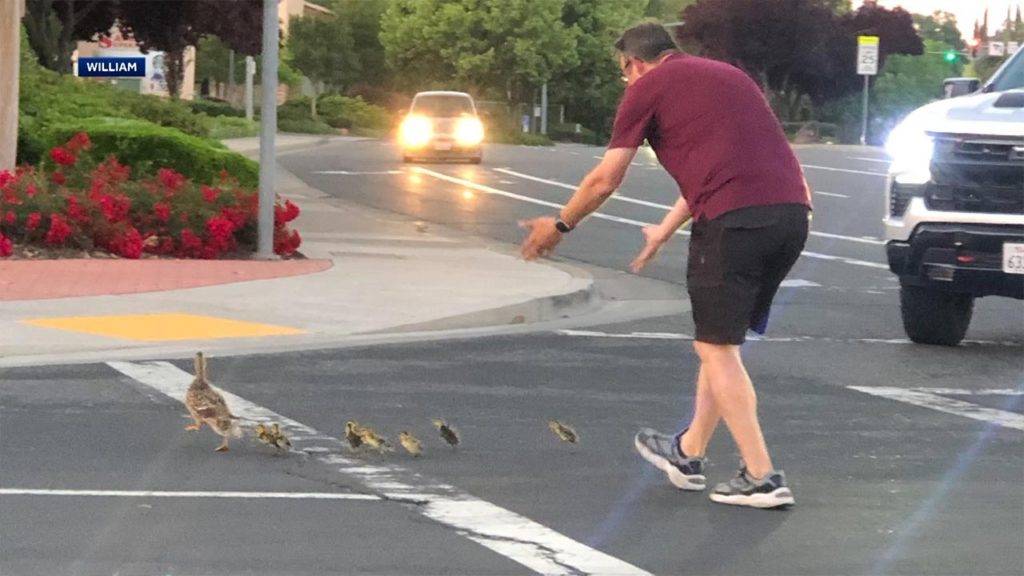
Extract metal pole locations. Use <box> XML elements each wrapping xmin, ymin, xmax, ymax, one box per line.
<box><xmin>228</xmin><ymin>50</ymin><xmax>236</xmax><ymax>98</ymax></box>
<box><xmin>540</xmin><ymin>82</ymin><xmax>548</xmax><ymax>135</ymax></box>
<box><xmin>859</xmin><ymin>74</ymin><xmax>869</xmax><ymax>146</ymax></box>
<box><xmin>257</xmin><ymin>0</ymin><xmax>279</xmax><ymax>259</ymax></box>
<box><xmin>244</xmin><ymin>56</ymin><xmax>255</xmax><ymax>120</ymax></box>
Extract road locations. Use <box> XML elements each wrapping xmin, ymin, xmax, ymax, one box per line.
<box><xmin>2</xmin><ymin>140</ymin><xmax>1022</xmax><ymax>576</ymax></box>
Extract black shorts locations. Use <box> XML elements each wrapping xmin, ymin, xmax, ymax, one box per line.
<box><xmin>687</xmin><ymin>203</ymin><xmax>809</xmax><ymax>345</ymax></box>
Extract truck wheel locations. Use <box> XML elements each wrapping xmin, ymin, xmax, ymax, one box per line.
<box><xmin>900</xmin><ymin>285</ymin><xmax>974</xmax><ymax>346</ymax></box>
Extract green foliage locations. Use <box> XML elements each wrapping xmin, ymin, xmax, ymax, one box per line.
<box><xmin>317</xmin><ymin>95</ymin><xmax>392</xmax><ymax>130</ymax></box>
<box><xmin>548</xmin><ymin>122</ymin><xmax>600</xmax><ymax>144</ymax></box>
<box><xmin>208</xmin><ymin>117</ymin><xmax>260</xmax><ymax>140</ymax></box>
<box><xmin>288</xmin><ymin>14</ymin><xmax>361</xmax><ymax>93</ymax></box>
<box><xmin>381</xmin><ymin>0</ymin><xmax>579</xmax><ymax>98</ymax></box>
<box><xmin>43</xmin><ymin>118</ymin><xmax>258</xmax><ymax>187</ymax></box>
<box><xmin>914</xmin><ymin>12</ymin><xmax>964</xmax><ymax>50</ymax></box>
<box><xmin>188</xmin><ymin>98</ymin><xmax>246</xmax><ymax>118</ymax></box>
<box><xmin>643</xmin><ymin>0</ymin><xmax>696</xmax><ymax>20</ymax></box>
<box><xmin>277</xmin><ymin>117</ymin><xmax>337</xmax><ymax>135</ymax></box>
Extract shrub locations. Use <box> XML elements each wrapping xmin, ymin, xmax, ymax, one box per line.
<box><xmin>114</xmin><ymin>92</ymin><xmax>212</xmax><ymax>137</ymax></box>
<box><xmin>318</xmin><ymin>95</ymin><xmax>392</xmax><ymax>131</ymax></box>
<box><xmin>0</xmin><ymin>133</ymin><xmax>301</xmax><ymax>259</ymax></box>
<box><xmin>44</xmin><ymin>118</ymin><xmax>258</xmax><ymax>188</ymax></box>
<box><xmin>548</xmin><ymin>122</ymin><xmax>599</xmax><ymax>145</ymax></box>
<box><xmin>208</xmin><ymin>117</ymin><xmax>261</xmax><ymax>139</ymax></box>
<box><xmin>277</xmin><ymin>117</ymin><xmax>336</xmax><ymax>135</ymax></box>
<box><xmin>188</xmin><ymin>98</ymin><xmax>246</xmax><ymax>118</ymax></box>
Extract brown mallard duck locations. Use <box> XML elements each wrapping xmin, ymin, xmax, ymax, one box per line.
<box><xmin>184</xmin><ymin>352</ymin><xmax>241</xmax><ymax>452</ymax></box>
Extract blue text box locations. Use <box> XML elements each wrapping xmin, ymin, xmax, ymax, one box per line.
<box><xmin>78</xmin><ymin>57</ymin><xmax>147</xmax><ymax>78</ymax></box>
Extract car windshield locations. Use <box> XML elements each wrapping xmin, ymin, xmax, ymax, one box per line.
<box><xmin>988</xmin><ymin>50</ymin><xmax>1024</xmax><ymax>91</ymax></box>
<box><xmin>411</xmin><ymin>95</ymin><xmax>474</xmax><ymax>117</ymax></box>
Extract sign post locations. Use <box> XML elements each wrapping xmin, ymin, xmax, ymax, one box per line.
<box><xmin>857</xmin><ymin>35</ymin><xmax>879</xmax><ymax>146</ymax></box>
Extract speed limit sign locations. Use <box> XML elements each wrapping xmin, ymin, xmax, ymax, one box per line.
<box><xmin>857</xmin><ymin>36</ymin><xmax>879</xmax><ymax>76</ymax></box>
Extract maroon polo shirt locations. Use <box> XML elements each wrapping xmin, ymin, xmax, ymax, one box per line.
<box><xmin>608</xmin><ymin>53</ymin><xmax>809</xmax><ymax>221</ymax></box>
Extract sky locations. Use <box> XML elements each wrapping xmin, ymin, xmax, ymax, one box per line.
<box><xmin>853</xmin><ymin>1</ymin><xmax>1023</xmax><ymax>39</ymax></box>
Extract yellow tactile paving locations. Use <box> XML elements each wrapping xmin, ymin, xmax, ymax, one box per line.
<box><xmin>22</xmin><ymin>313</ymin><xmax>304</xmax><ymax>341</ymax></box>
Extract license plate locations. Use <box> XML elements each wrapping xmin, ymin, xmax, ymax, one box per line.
<box><xmin>434</xmin><ymin>142</ymin><xmax>453</xmax><ymax>151</ymax></box>
<box><xmin>1003</xmin><ymin>243</ymin><xmax>1024</xmax><ymax>275</ymax></box>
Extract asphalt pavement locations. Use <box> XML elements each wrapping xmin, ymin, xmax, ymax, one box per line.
<box><xmin>1</xmin><ymin>139</ymin><xmax>1021</xmax><ymax>576</ymax></box>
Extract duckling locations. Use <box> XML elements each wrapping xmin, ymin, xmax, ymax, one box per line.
<box><xmin>268</xmin><ymin>423</ymin><xmax>291</xmax><ymax>451</ymax></box>
<box><xmin>344</xmin><ymin>420</ymin><xmax>364</xmax><ymax>451</ymax></box>
<box><xmin>357</xmin><ymin>424</ymin><xmax>392</xmax><ymax>452</ymax></box>
<box><xmin>184</xmin><ymin>352</ymin><xmax>241</xmax><ymax>452</ymax></box>
<box><xmin>398</xmin><ymin>431</ymin><xmax>423</xmax><ymax>457</ymax></box>
<box><xmin>548</xmin><ymin>420</ymin><xmax>578</xmax><ymax>444</ymax></box>
<box><xmin>432</xmin><ymin>419</ymin><xmax>460</xmax><ymax>449</ymax></box>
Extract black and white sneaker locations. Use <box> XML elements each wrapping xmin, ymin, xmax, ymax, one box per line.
<box><xmin>709</xmin><ymin>467</ymin><xmax>795</xmax><ymax>509</ymax></box>
<box><xmin>634</xmin><ymin>428</ymin><xmax>708</xmax><ymax>491</ymax></box>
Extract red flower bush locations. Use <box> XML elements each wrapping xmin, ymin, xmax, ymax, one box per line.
<box><xmin>0</xmin><ymin>133</ymin><xmax>302</xmax><ymax>259</ymax></box>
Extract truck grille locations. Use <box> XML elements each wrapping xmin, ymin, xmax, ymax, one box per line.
<box><xmin>927</xmin><ymin>133</ymin><xmax>1024</xmax><ymax>215</ymax></box>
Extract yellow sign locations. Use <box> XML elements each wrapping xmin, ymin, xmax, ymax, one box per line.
<box><xmin>24</xmin><ymin>313</ymin><xmax>304</xmax><ymax>341</ymax></box>
<box><xmin>858</xmin><ymin>36</ymin><xmax>880</xmax><ymax>46</ymax></box>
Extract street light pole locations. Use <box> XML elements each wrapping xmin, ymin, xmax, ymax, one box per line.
<box><xmin>245</xmin><ymin>56</ymin><xmax>255</xmax><ymax>121</ymax></box>
<box><xmin>257</xmin><ymin>0</ymin><xmax>279</xmax><ymax>259</ymax></box>
<box><xmin>0</xmin><ymin>0</ymin><xmax>25</xmax><ymax>172</ymax></box>
<box><xmin>859</xmin><ymin>74</ymin><xmax>869</xmax><ymax>146</ymax></box>
<box><xmin>540</xmin><ymin>82</ymin><xmax>548</xmax><ymax>135</ymax></box>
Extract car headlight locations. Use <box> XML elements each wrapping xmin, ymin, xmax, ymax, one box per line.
<box><xmin>400</xmin><ymin>115</ymin><xmax>432</xmax><ymax>148</ymax></box>
<box><xmin>885</xmin><ymin>119</ymin><xmax>933</xmax><ymax>185</ymax></box>
<box><xmin>454</xmin><ymin>117</ymin><xmax>484</xmax><ymax>146</ymax></box>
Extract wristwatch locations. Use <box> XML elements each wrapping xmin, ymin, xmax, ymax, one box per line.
<box><xmin>554</xmin><ymin>218</ymin><xmax>574</xmax><ymax>233</ymax></box>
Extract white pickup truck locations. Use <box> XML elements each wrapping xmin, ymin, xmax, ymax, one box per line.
<box><xmin>884</xmin><ymin>49</ymin><xmax>1024</xmax><ymax>345</ymax></box>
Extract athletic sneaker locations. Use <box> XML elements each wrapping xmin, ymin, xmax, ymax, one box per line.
<box><xmin>709</xmin><ymin>467</ymin><xmax>795</xmax><ymax>509</ymax></box>
<box><xmin>634</xmin><ymin>428</ymin><xmax>707</xmax><ymax>491</ymax></box>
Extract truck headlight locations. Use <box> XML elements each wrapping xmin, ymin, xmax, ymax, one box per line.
<box><xmin>886</xmin><ymin>120</ymin><xmax>933</xmax><ymax>185</ymax></box>
<box><xmin>454</xmin><ymin>117</ymin><xmax>484</xmax><ymax>146</ymax></box>
<box><xmin>400</xmin><ymin>115</ymin><xmax>432</xmax><ymax>148</ymax></box>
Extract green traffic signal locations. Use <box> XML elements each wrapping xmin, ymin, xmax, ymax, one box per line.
<box><xmin>943</xmin><ymin>50</ymin><xmax>958</xmax><ymax>63</ymax></box>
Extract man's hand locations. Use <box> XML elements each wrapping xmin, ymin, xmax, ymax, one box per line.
<box><xmin>519</xmin><ymin>217</ymin><xmax>562</xmax><ymax>261</ymax></box>
<box><xmin>629</xmin><ymin>225</ymin><xmax>670</xmax><ymax>272</ymax></box>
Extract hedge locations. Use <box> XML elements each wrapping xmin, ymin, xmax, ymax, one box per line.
<box><xmin>43</xmin><ymin>118</ymin><xmax>258</xmax><ymax>188</ymax></box>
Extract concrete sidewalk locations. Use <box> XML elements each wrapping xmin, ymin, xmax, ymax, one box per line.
<box><xmin>0</xmin><ymin>137</ymin><xmax>596</xmax><ymax>367</ymax></box>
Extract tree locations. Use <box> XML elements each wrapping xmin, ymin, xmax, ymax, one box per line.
<box><xmin>380</xmin><ymin>0</ymin><xmax>578</xmax><ymax>100</ymax></box>
<box><xmin>643</xmin><ymin>0</ymin><xmax>694</xmax><ymax>20</ymax></box>
<box><xmin>117</xmin><ymin>0</ymin><xmax>263</xmax><ymax>99</ymax></box>
<box><xmin>913</xmin><ymin>11</ymin><xmax>963</xmax><ymax>50</ymax></box>
<box><xmin>288</xmin><ymin>13</ymin><xmax>360</xmax><ymax>117</ymax></box>
<box><xmin>23</xmin><ymin>0</ymin><xmax>118</xmax><ymax>73</ymax></box>
<box><xmin>872</xmin><ymin>39</ymin><xmax>959</xmax><ymax>136</ymax></box>
<box><xmin>552</xmin><ymin>0</ymin><xmax>647</xmax><ymax>138</ymax></box>
<box><xmin>329</xmin><ymin>0</ymin><xmax>389</xmax><ymax>87</ymax></box>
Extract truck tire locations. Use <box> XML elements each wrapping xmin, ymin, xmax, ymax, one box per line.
<box><xmin>900</xmin><ymin>285</ymin><xmax>974</xmax><ymax>346</ymax></box>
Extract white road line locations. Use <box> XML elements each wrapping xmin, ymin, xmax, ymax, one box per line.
<box><xmin>413</xmin><ymin>166</ymin><xmax>673</xmax><ymax>234</ymax></box>
<box><xmin>911</xmin><ymin>388</ymin><xmax>1024</xmax><ymax>396</ymax></box>
<box><xmin>814</xmin><ymin>191</ymin><xmax>850</xmax><ymax>198</ymax></box>
<box><xmin>802</xmin><ymin>164</ymin><xmax>887</xmax><ymax>177</ymax></box>
<box><xmin>108</xmin><ymin>361</ymin><xmax>650</xmax><ymax>576</ymax></box>
<box><xmin>0</xmin><ymin>489</ymin><xmax>381</xmax><ymax>501</ymax></box>
<box><xmin>314</xmin><ymin>170</ymin><xmax>403</xmax><ymax>175</ymax></box>
<box><xmin>556</xmin><ymin>330</ymin><xmax>1021</xmax><ymax>347</ymax></box>
<box><xmin>494</xmin><ymin>167</ymin><xmax>677</xmax><ymax>211</ymax></box>
<box><xmin>848</xmin><ymin>386</ymin><xmax>1024</xmax><ymax>432</ymax></box>
<box><xmin>592</xmin><ymin>155</ymin><xmax>603</xmax><ymax>160</ymax></box>
<box><xmin>848</xmin><ymin>157</ymin><xmax>892</xmax><ymax>164</ymax></box>
<box><xmin>493</xmin><ymin>167</ymin><xmax>886</xmax><ymax>248</ymax></box>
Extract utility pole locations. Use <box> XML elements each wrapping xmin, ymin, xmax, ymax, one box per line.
<box><xmin>0</xmin><ymin>0</ymin><xmax>25</xmax><ymax>172</ymax></box>
<box><xmin>228</xmin><ymin>50</ymin><xmax>236</xmax><ymax>100</ymax></box>
<box><xmin>540</xmin><ymin>82</ymin><xmax>548</xmax><ymax>135</ymax></box>
<box><xmin>257</xmin><ymin>0</ymin><xmax>279</xmax><ymax>259</ymax></box>
<box><xmin>245</xmin><ymin>56</ymin><xmax>255</xmax><ymax>120</ymax></box>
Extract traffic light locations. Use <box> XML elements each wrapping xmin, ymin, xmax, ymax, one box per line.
<box><xmin>943</xmin><ymin>50</ymin><xmax>958</xmax><ymax>63</ymax></box>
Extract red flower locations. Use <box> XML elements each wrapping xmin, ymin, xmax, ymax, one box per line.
<box><xmin>0</xmin><ymin>233</ymin><xmax>12</xmax><ymax>257</ymax></box>
<box><xmin>26</xmin><ymin>212</ymin><xmax>42</xmax><ymax>231</ymax></box>
<box><xmin>111</xmin><ymin>226</ymin><xmax>144</xmax><ymax>259</ymax></box>
<box><xmin>97</xmin><ymin>194</ymin><xmax>130</xmax><ymax>223</ymax></box>
<box><xmin>4</xmin><ymin>211</ymin><xmax>15</xmax><ymax>225</ymax></box>
<box><xmin>157</xmin><ymin>168</ymin><xmax>185</xmax><ymax>192</ymax></box>
<box><xmin>274</xmin><ymin>228</ymin><xmax>301</xmax><ymax>256</ymax></box>
<box><xmin>67</xmin><ymin>132</ymin><xmax>92</xmax><ymax>153</ymax></box>
<box><xmin>0</xmin><ymin>170</ymin><xmax>14</xmax><ymax>190</ymax></box>
<box><xmin>274</xmin><ymin>199</ymin><xmax>300</xmax><ymax>225</ymax></box>
<box><xmin>179</xmin><ymin>228</ymin><xmax>203</xmax><ymax>257</ymax></box>
<box><xmin>50</xmin><ymin>146</ymin><xmax>76</xmax><ymax>167</ymax></box>
<box><xmin>153</xmin><ymin>202</ymin><xmax>171</xmax><ymax>223</ymax></box>
<box><xmin>65</xmin><ymin>196</ymin><xmax>90</xmax><ymax>225</ymax></box>
<box><xmin>51</xmin><ymin>172</ymin><xmax>66</xmax><ymax>185</ymax></box>
<box><xmin>201</xmin><ymin>186</ymin><xmax>220</xmax><ymax>203</ymax></box>
<box><xmin>45</xmin><ymin>214</ymin><xmax>72</xmax><ymax>245</ymax></box>
<box><xmin>25</xmin><ymin>184</ymin><xmax>38</xmax><ymax>197</ymax></box>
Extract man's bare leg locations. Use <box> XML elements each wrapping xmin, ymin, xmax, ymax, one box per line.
<box><xmin>680</xmin><ymin>366</ymin><xmax>721</xmax><ymax>457</ymax></box>
<box><xmin>693</xmin><ymin>341</ymin><xmax>773</xmax><ymax>478</ymax></box>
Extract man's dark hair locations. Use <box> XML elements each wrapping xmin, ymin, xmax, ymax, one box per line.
<box><xmin>614</xmin><ymin>22</ymin><xmax>679</xmax><ymax>62</ymax></box>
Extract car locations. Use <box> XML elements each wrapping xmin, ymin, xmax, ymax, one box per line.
<box><xmin>883</xmin><ymin>48</ymin><xmax>1024</xmax><ymax>346</ymax></box>
<box><xmin>398</xmin><ymin>91</ymin><xmax>484</xmax><ymax>164</ymax></box>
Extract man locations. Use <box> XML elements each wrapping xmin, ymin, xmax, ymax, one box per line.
<box><xmin>519</xmin><ymin>22</ymin><xmax>811</xmax><ymax>509</ymax></box>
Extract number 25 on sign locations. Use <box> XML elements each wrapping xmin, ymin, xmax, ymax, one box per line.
<box><xmin>857</xmin><ymin>36</ymin><xmax>879</xmax><ymax>76</ymax></box>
